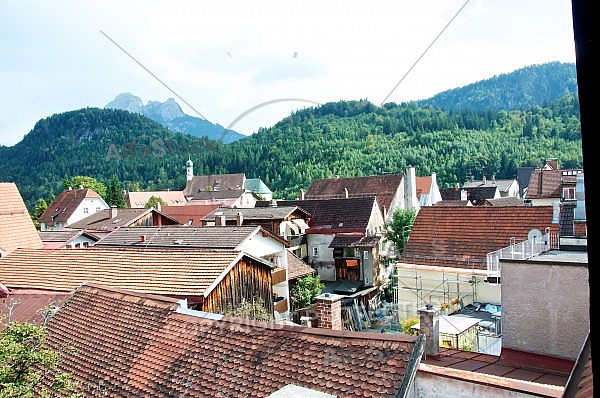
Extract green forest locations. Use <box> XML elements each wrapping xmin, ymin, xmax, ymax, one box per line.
<box><xmin>0</xmin><ymin>62</ymin><xmax>583</xmax><ymax>210</ymax></box>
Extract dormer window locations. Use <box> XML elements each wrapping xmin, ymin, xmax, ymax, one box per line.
<box><xmin>563</xmin><ymin>187</ymin><xmax>575</xmax><ymax>200</ymax></box>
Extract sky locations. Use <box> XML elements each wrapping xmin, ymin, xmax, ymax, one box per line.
<box><xmin>0</xmin><ymin>0</ymin><xmax>577</xmax><ymax>147</ymax></box>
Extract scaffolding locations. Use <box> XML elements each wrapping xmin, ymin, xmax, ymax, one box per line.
<box><xmin>395</xmin><ymin>268</ymin><xmax>478</xmax><ymax>313</ymax></box>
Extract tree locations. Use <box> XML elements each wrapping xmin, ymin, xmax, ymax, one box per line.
<box><xmin>290</xmin><ymin>274</ymin><xmax>325</xmax><ymax>311</ymax></box>
<box><xmin>62</xmin><ymin>176</ymin><xmax>107</xmax><ymax>198</ymax></box>
<box><xmin>0</xmin><ymin>322</ymin><xmax>81</xmax><ymax>397</ymax></box>
<box><xmin>145</xmin><ymin>195</ymin><xmax>166</xmax><ymax>209</ymax></box>
<box><xmin>105</xmin><ymin>175</ymin><xmax>126</xmax><ymax>208</ymax></box>
<box><xmin>384</xmin><ymin>208</ymin><xmax>417</xmax><ymax>257</ymax></box>
<box><xmin>31</xmin><ymin>198</ymin><xmax>48</xmax><ymax>230</ymax></box>
<box><xmin>224</xmin><ymin>297</ymin><xmax>273</xmax><ymax>322</ymax></box>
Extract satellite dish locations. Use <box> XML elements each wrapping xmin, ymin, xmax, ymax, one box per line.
<box><xmin>527</xmin><ymin>228</ymin><xmax>542</xmax><ymax>240</ymax></box>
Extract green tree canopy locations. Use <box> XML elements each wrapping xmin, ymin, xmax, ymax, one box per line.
<box><xmin>62</xmin><ymin>175</ymin><xmax>107</xmax><ymax>198</ymax></box>
<box><xmin>0</xmin><ymin>322</ymin><xmax>81</xmax><ymax>398</ymax></box>
<box><xmin>290</xmin><ymin>274</ymin><xmax>325</xmax><ymax>311</ymax></box>
<box><xmin>106</xmin><ymin>175</ymin><xmax>126</xmax><ymax>208</ymax></box>
<box><xmin>145</xmin><ymin>195</ymin><xmax>167</xmax><ymax>209</ymax></box>
<box><xmin>384</xmin><ymin>208</ymin><xmax>417</xmax><ymax>257</ymax></box>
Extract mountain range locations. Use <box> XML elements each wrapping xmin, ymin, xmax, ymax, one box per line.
<box><xmin>0</xmin><ymin>61</ymin><xmax>582</xmax><ymax>210</ymax></box>
<box><xmin>105</xmin><ymin>93</ymin><xmax>246</xmax><ymax>144</ymax></box>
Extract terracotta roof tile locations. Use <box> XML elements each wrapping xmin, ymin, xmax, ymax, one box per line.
<box><xmin>45</xmin><ymin>284</ymin><xmax>423</xmax><ymax>397</ymax></box>
<box><xmin>160</xmin><ymin>204</ymin><xmax>221</xmax><ymax>226</ymax></box>
<box><xmin>287</xmin><ymin>251</ymin><xmax>315</xmax><ymax>280</ymax></box>
<box><xmin>400</xmin><ymin>206</ymin><xmax>557</xmax><ymax>270</ymax></box>
<box><xmin>0</xmin><ymin>247</ymin><xmax>244</xmax><ymax>296</ymax></box>
<box><xmin>0</xmin><ymin>182</ymin><xmax>43</xmax><ymax>255</ymax></box>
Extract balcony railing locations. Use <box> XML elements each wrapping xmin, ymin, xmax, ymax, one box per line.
<box><xmin>487</xmin><ymin>231</ymin><xmax>559</xmax><ymax>274</ymax></box>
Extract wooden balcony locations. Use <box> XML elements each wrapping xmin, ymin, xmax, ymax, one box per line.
<box><xmin>271</xmin><ymin>267</ymin><xmax>287</xmax><ymax>285</ymax></box>
<box><xmin>274</xmin><ymin>298</ymin><xmax>288</xmax><ymax>313</ymax></box>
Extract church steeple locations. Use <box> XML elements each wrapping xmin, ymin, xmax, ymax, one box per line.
<box><xmin>186</xmin><ymin>156</ymin><xmax>194</xmax><ymax>182</ymax></box>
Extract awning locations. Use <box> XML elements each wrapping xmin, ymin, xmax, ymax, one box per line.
<box><xmin>290</xmin><ymin>218</ymin><xmax>310</xmax><ymax>232</ymax></box>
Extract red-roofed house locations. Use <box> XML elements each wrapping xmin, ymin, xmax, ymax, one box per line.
<box><xmin>38</xmin><ymin>186</ymin><xmax>109</xmax><ymax>231</ymax></box>
<box><xmin>160</xmin><ymin>203</ymin><xmax>221</xmax><ymax>226</ymax></box>
<box><xmin>524</xmin><ymin>166</ymin><xmax>584</xmax><ymax>206</ymax></box>
<box><xmin>396</xmin><ymin>205</ymin><xmax>560</xmax><ymax>319</ymax></box>
<box><xmin>0</xmin><ymin>182</ymin><xmax>43</xmax><ymax>257</ymax></box>
<box><xmin>303</xmin><ymin>167</ymin><xmax>421</xmax><ymax>222</ymax></box>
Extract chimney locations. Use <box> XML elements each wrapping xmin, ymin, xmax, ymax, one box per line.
<box><xmin>236</xmin><ymin>211</ymin><xmax>244</xmax><ymax>226</ymax></box>
<box><xmin>140</xmin><ymin>235</ymin><xmax>146</xmax><ymax>243</ymax></box>
<box><xmin>215</xmin><ymin>215</ymin><xmax>226</xmax><ymax>226</ymax></box>
<box><xmin>430</xmin><ymin>172</ymin><xmax>441</xmax><ymax>204</ymax></box>
<box><xmin>154</xmin><ymin>202</ymin><xmax>161</xmax><ymax>212</ymax></box>
<box><xmin>552</xmin><ymin>202</ymin><xmax>561</xmax><ymax>224</ymax></box>
<box><xmin>404</xmin><ymin>166</ymin><xmax>420</xmax><ymax>211</ymax></box>
<box><xmin>574</xmin><ymin>172</ymin><xmax>586</xmax><ymax>221</ymax></box>
<box><xmin>343</xmin><ymin>187</ymin><xmax>349</xmax><ymax>198</ymax></box>
<box><xmin>270</xmin><ymin>199</ymin><xmax>278</xmax><ymax>208</ymax></box>
<box><xmin>419</xmin><ymin>304</ymin><xmax>439</xmax><ymax>358</ymax></box>
<box><xmin>110</xmin><ymin>206</ymin><xmax>118</xmax><ymax>219</ymax></box>
<box><xmin>78</xmin><ymin>184</ymin><xmax>84</xmax><ymax>189</ymax></box>
<box><xmin>455</xmin><ymin>183</ymin><xmax>460</xmax><ymax>191</ymax></box>
<box><xmin>68</xmin><ymin>186</ymin><xmax>72</xmax><ymax>191</ymax></box>
<box><xmin>299</xmin><ymin>189</ymin><xmax>305</xmax><ymax>200</ymax></box>
<box><xmin>316</xmin><ymin>293</ymin><xmax>342</xmax><ymax>330</ymax></box>
<box><xmin>482</xmin><ymin>176</ymin><xmax>487</xmax><ymax>185</ymax></box>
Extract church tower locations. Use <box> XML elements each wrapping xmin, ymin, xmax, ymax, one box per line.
<box><xmin>186</xmin><ymin>156</ymin><xmax>194</xmax><ymax>182</ymax></box>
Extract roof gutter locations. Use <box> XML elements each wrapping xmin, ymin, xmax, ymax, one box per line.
<box><xmin>396</xmin><ymin>333</ymin><xmax>425</xmax><ymax>398</ymax></box>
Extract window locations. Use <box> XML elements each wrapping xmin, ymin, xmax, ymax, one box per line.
<box><xmin>563</xmin><ymin>187</ymin><xmax>575</xmax><ymax>200</ymax></box>
<box><xmin>82</xmin><ymin>242</ymin><xmax>89</xmax><ymax>248</ymax></box>
<box><xmin>83</xmin><ymin>207</ymin><xmax>89</xmax><ymax>214</ymax></box>
<box><xmin>95</xmin><ymin>206</ymin><xmax>101</xmax><ymax>212</ymax></box>
<box><xmin>313</xmin><ymin>247</ymin><xmax>318</xmax><ymax>257</ymax></box>
<box><xmin>187</xmin><ymin>219</ymin><xmax>193</xmax><ymax>225</ymax></box>
<box><xmin>363</xmin><ymin>250</ymin><xmax>369</xmax><ymax>260</ymax></box>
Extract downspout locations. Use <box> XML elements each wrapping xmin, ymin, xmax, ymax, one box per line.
<box><xmin>395</xmin><ymin>333</ymin><xmax>426</xmax><ymax>398</ymax></box>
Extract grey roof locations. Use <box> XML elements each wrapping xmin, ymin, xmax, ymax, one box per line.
<box><xmin>94</xmin><ymin>225</ymin><xmax>271</xmax><ymax>249</ymax></box>
<box><xmin>203</xmin><ymin>206</ymin><xmax>309</xmax><ymax>221</ymax></box>
<box><xmin>462</xmin><ymin>178</ymin><xmax>516</xmax><ymax>193</ymax></box>
<box><xmin>65</xmin><ymin>208</ymin><xmax>180</xmax><ymax>232</ymax></box>
<box><xmin>483</xmin><ymin>197</ymin><xmax>524</xmax><ymax>207</ymax></box>
<box><xmin>184</xmin><ymin>173</ymin><xmax>245</xmax><ymax>197</ymax></box>
<box><xmin>244</xmin><ymin>178</ymin><xmax>272</xmax><ymax>194</ymax></box>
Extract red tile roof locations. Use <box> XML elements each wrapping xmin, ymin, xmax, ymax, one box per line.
<box><xmin>0</xmin><ymin>182</ymin><xmax>43</xmax><ymax>255</ymax></box>
<box><xmin>0</xmin><ymin>288</ymin><xmax>69</xmax><ymax>330</ymax></box>
<box><xmin>305</xmin><ymin>174</ymin><xmax>403</xmax><ymax>216</ymax></box>
<box><xmin>422</xmin><ymin>347</ymin><xmax>572</xmax><ymax>388</ymax></box>
<box><xmin>160</xmin><ymin>203</ymin><xmax>221</xmax><ymax>225</ymax></box>
<box><xmin>38</xmin><ymin>187</ymin><xmax>104</xmax><ymax>227</ymax></box>
<box><xmin>400</xmin><ymin>206</ymin><xmax>557</xmax><ymax>270</ymax></box>
<box><xmin>0</xmin><ymin>247</ymin><xmax>254</xmax><ymax>296</ymax></box>
<box><xmin>415</xmin><ymin>175</ymin><xmax>431</xmax><ymax>198</ymax></box>
<box><xmin>45</xmin><ymin>284</ymin><xmax>423</xmax><ymax>397</ymax></box>
<box><xmin>526</xmin><ymin>169</ymin><xmax>583</xmax><ymax>199</ymax></box>
<box><xmin>287</xmin><ymin>250</ymin><xmax>315</xmax><ymax>280</ymax></box>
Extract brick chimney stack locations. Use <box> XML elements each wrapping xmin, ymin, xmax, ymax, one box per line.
<box><xmin>316</xmin><ymin>293</ymin><xmax>343</xmax><ymax>330</ymax></box>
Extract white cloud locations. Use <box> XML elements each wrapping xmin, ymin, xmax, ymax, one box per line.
<box><xmin>0</xmin><ymin>0</ymin><xmax>577</xmax><ymax>146</ymax></box>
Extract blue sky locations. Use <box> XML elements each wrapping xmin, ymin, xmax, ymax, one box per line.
<box><xmin>0</xmin><ymin>0</ymin><xmax>577</xmax><ymax>146</ymax></box>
